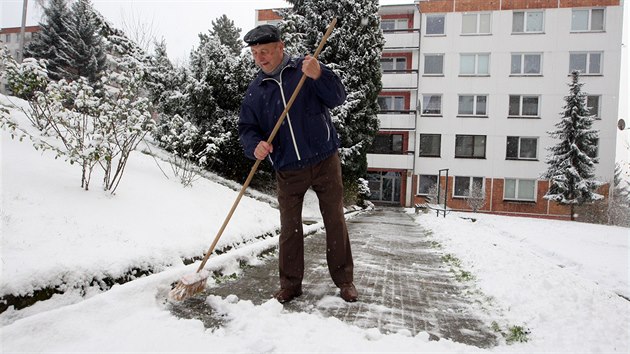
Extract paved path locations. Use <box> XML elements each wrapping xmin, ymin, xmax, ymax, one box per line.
<box><xmin>170</xmin><ymin>207</ymin><xmax>499</xmax><ymax>348</ymax></box>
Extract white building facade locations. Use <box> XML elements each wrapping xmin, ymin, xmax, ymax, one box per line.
<box><xmin>412</xmin><ymin>0</ymin><xmax>622</xmax><ymax>218</ymax></box>
<box><xmin>257</xmin><ymin>0</ymin><xmax>623</xmax><ymax>219</ymax></box>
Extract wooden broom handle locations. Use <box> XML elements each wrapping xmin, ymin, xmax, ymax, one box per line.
<box><xmin>196</xmin><ymin>17</ymin><xmax>338</xmax><ymax>273</ymax></box>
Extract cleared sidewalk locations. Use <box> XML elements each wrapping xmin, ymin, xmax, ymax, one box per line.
<box><xmin>170</xmin><ymin>207</ymin><xmax>499</xmax><ymax>348</ymax></box>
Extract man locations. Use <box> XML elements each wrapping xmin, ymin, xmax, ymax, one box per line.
<box><xmin>238</xmin><ymin>24</ymin><xmax>358</xmax><ymax>303</ymax></box>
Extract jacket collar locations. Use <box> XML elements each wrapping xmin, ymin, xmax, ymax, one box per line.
<box><xmin>255</xmin><ymin>56</ymin><xmax>300</xmax><ymax>86</ymax></box>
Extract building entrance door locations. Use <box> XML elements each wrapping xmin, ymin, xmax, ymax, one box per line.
<box><xmin>367</xmin><ymin>171</ymin><xmax>401</xmax><ymax>204</ymax></box>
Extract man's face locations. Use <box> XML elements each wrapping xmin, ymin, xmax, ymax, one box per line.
<box><xmin>250</xmin><ymin>42</ymin><xmax>285</xmax><ymax>73</ymax></box>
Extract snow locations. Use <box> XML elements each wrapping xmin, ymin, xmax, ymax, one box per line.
<box><xmin>1</xmin><ymin>94</ymin><xmax>629</xmax><ymax>352</ymax></box>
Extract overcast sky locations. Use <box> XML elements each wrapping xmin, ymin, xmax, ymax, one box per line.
<box><xmin>1</xmin><ymin>0</ymin><xmax>414</xmax><ymax>63</ymax></box>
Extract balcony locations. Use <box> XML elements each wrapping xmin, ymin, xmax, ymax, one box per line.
<box><xmin>367</xmin><ymin>153</ymin><xmax>414</xmax><ymax>170</ymax></box>
<box><xmin>382</xmin><ymin>70</ymin><xmax>418</xmax><ymax>89</ymax></box>
<box><xmin>378</xmin><ymin>111</ymin><xmax>416</xmax><ymax>130</ymax></box>
<box><xmin>383</xmin><ymin>29</ymin><xmax>420</xmax><ymax>49</ymax></box>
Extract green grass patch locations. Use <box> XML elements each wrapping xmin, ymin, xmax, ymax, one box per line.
<box><xmin>491</xmin><ymin>321</ymin><xmax>531</xmax><ymax>344</ymax></box>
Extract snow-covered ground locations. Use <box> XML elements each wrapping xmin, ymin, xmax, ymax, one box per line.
<box><xmin>1</xmin><ymin>94</ymin><xmax>629</xmax><ymax>352</ymax></box>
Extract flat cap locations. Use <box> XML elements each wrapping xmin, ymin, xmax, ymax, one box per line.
<box><xmin>244</xmin><ymin>24</ymin><xmax>281</xmax><ymax>46</ymax></box>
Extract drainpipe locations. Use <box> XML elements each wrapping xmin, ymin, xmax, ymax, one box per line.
<box><xmin>413</xmin><ymin>0</ymin><xmax>422</xmax><ymax>207</ymax></box>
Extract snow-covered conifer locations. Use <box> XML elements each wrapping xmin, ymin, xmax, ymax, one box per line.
<box><xmin>62</xmin><ymin>0</ymin><xmax>107</xmax><ymax>83</ymax></box>
<box><xmin>543</xmin><ymin>70</ymin><xmax>603</xmax><ymax>220</ymax></box>
<box><xmin>281</xmin><ymin>0</ymin><xmax>384</xmax><ymax>202</ymax></box>
<box><xmin>208</xmin><ymin>14</ymin><xmax>243</xmax><ymax>56</ymax></box>
<box><xmin>145</xmin><ymin>39</ymin><xmax>188</xmax><ymax>117</ymax></box>
<box><xmin>24</xmin><ymin>0</ymin><xmax>72</xmax><ymax>81</ymax></box>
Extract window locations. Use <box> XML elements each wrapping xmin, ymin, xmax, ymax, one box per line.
<box><xmin>418</xmin><ymin>174</ymin><xmax>438</xmax><ymax>195</ymax></box>
<box><xmin>504</xmin><ymin>179</ymin><xmax>536</xmax><ymax>201</ymax></box>
<box><xmin>506</xmin><ymin>137</ymin><xmax>538</xmax><ymax>160</ymax></box>
<box><xmin>370</xmin><ymin>134</ymin><xmax>404</xmax><ymax>154</ymax></box>
<box><xmin>422</xmin><ymin>95</ymin><xmax>442</xmax><ymax>115</ymax></box>
<box><xmin>382</xmin><ymin>19</ymin><xmax>409</xmax><ymax>31</ymax></box>
<box><xmin>455</xmin><ymin>135</ymin><xmax>486</xmax><ymax>158</ymax></box>
<box><xmin>378</xmin><ymin>96</ymin><xmax>405</xmax><ymax>112</ymax></box>
<box><xmin>454</xmin><ymin>176</ymin><xmax>484</xmax><ymax>198</ymax></box>
<box><xmin>4</xmin><ymin>34</ymin><xmax>10</xmax><ymax>43</ymax></box>
<box><xmin>460</xmin><ymin>53</ymin><xmax>489</xmax><ymax>75</ymax></box>
<box><xmin>511</xmin><ymin>53</ymin><xmax>542</xmax><ymax>75</ymax></box>
<box><xmin>419</xmin><ymin>134</ymin><xmax>441</xmax><ymax>157</ymax></box>
<box><xmin>424</xmin><ymin>54</ymin><xmax>444</xmax><ymax>75</ymax></box>
<box><xmin>458</xmin><ymin>95</ymin><xmax>487</xmax><ymax>116</ymax></box>
<box><xmin>426</xmin><ymin>14</ymin><xmax>445</xmax><ymax>35</ymax></box>
<box><xmin>586</xmin><ymin>95</ymin><xmax>601</xmax><ymax>118</ymax></box>
<box><xmin>381</xmin><ymin>57</ymin><xmax>407</xmax><ymax>72</ymax></box>
<box><xmin>569</xmin><ymin>52</ymin><xmax>602</xmax><ymax>75</ymax></box>
<box><xmin>462</xmin><ymin>13</ymin><xmax>491</xmax><ymax>34</ymax></box>
<box><xmin>512</xmin><ymin>11</ymin><xmax>544</xmax><ymax>33</ymax></box>
<box><xmin>509</xmin><ymin>95</ymin><xmax>540</xmax><ymax>117</ymax></box>
<box><xmin>571</xmin><ymin>8</ymin><xmax>604</xmax><ymax>31</ymax></box>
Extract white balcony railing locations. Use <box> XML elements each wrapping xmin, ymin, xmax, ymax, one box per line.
<box><xmin>378</xmin><ymin>113</ymin><xmax>416</xmax><ymax>130</ymax></box>
<box><xmin>381</xmin><ymin>71</ymin><xmax>418</xmax><ymax>89</ymax></box>
<box><xmin>366</xmin><ymin>153</ymin><xmax>414</xmax><ymax>170</ymax></box>
<box><xmin>383</xmin><ymin>30</ymin><xmax>420</xmax><ymax>49</ymax></box>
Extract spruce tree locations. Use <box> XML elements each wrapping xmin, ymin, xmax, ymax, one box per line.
<box><xmin>209</xmin><ymin>14</ymin><xmax>243</xmax><ymax>56</ymax></box>
<box><xmin>543</xmin><ymin>70</ymin><xmax>603</xmax><ymax>220</ymax></box>
<box><xmin>62</xmin><ymin>0</ymin><xmax>107</xmax><ymax>83</ymax></box>
<box><xmin>281</xmin><ymin>0</ymin><xmax>384</xmax><ymax>203</ymax></box>
<box><xmin>24</xmin><ymin>0</ymin><xmax>72</xmax><ymax>81</ymax></box>
<box><xmin>186</xmin><ymin>31</ymin><xmax>258</xmax><ymax>182</ymax></box>
<box><xmin>145</xmin><ymin>39</ymin><xmax>188</xmax><ymax>117</ymax></box>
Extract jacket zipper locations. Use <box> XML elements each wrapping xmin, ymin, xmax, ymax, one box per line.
<box><xmin>263</xmin><ymin>68</ymin><xmax>302</xmax><ymax>161</ymax></box>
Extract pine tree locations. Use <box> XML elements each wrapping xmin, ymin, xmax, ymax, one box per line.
<box><xmin>145</xmin><ymin>39</ymin><xmax>188</xmax><ymax>117</ymax></box>
<box><xmin>281</xmin><ymin>0</ymin><xmax>384</xmax><ymax>203</ymax></box>
<box><xmin>185</xmin><ymin>33</ymin><xmax>258</xmax><ymax>182</ymax></box>
<box><xmin>62</xmin><ymin>0</ymin><xmax>107</xmax><ymax>83</ymax></box>
<box><xmin>543</xmin><ymin>70</ymin><xmax>603</xmax><ymax>220</ymax></box>
<box><xmin>24</xmin><ymin>0</ymin><xmax>72</xmax><ymax>81</ymax></box>
<box><xmin>208</xmin><ymin>14</ymin><xmax>243</xmax><ymax>56</ymax></box>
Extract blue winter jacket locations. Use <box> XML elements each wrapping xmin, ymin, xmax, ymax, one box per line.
<box><xmin>238</xmin><ymin>56</ymin><xmax>346</xmax><ymax>171</ymax></box>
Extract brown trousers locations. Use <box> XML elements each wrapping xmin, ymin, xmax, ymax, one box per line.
<box><xmin>275</xmin><ymin>152</ymin><xmax>354</xmax><ymax>290</ymax></box>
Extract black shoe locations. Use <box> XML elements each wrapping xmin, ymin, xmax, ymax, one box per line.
<box><xmin>274</xmin><ymin>287</ymin><xmax>302</xmax><ymax>303</ymax></box>
<box><xmin>340</xmin><ymin>283</ymin><xmax>358</xmax><ymax>302</ymax></box>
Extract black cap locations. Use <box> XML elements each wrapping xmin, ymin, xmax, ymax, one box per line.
<box><xmin>244</xmin><ymin>24</ymin><xmax>281</xmax><ymax>46</ymax></box>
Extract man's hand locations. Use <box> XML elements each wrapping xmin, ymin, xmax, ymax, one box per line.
<box><xmin>302</xmin><ymin>54</ymin><xmax>321</xmax><ymax>80</ymax></box>
<box><xmin>254</xmin><ymin>141</ymin><xmax>273</xmax><ymax>160</ymax></box>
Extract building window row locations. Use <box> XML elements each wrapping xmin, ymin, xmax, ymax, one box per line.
<box><xmin>417</xmin><ymin>134</ymin><xmax>598</xmax><ymax>160</ymax></box>
<box><xmin>418</xmin><ymin>94</ymin><xmax>601</xmax><ymax>119</ymax></box>
<box><xmin>423</xmin><ymin>52</ymin><xmax>603</xmax><ymax>76</ymax></box>
<box><xmin>417</xmin><ymin>174</ymin><xmax>537</xmax><ymax>202</ymax></box>
<box><xmin>424</xmin><ymin>8</ymin><xmax>606</xmax><ymax>36</ymax></box>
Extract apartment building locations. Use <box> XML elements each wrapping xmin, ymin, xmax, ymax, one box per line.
<box><xmin>414</xmin><ymin>0</ymin><xmax>622</xmax><ymax>218</ymax></box>
<box><xmin>256</xmin><ymin>1</ymin><xmax>623</xmax><ymax>218</ymax></box>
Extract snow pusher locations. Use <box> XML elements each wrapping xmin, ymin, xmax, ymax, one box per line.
<box><xmin>169</xmin><ymin>17</ymin><xmax>338</xmax><ymax>302</ymax></box>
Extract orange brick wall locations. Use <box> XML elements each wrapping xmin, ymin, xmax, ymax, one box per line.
<box><xmin>411</xmin><ymin>176</ymin><xmax>612</xmax><ymax>220</ymax></box>
<box><xmin>419</xmin><ymin>0</ymin><xmax>454</xmax><ymax>13</ymax></box>
<box><xmin>501</xmin><ymin>0</ymin><xmax>560</xmax><ymax>10</ymax></box>
<box><xmin>455</xmin><ymin>0</ymin><xmax>500</xmax><ymax>11</ymax></box>
<box><xmin>0</xmin><ymin>26</ymin><xmax>40</xmax><ymax>34</ymax></box>
<box><xmin>257</xmin><ymin>9</ymin><xmax>282</xmax><ymax>21</ymax></box>
<box><xmin>559</xmin><ymin>0</ymin><xmax>620</xmax><ymax>7</ymax></box>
